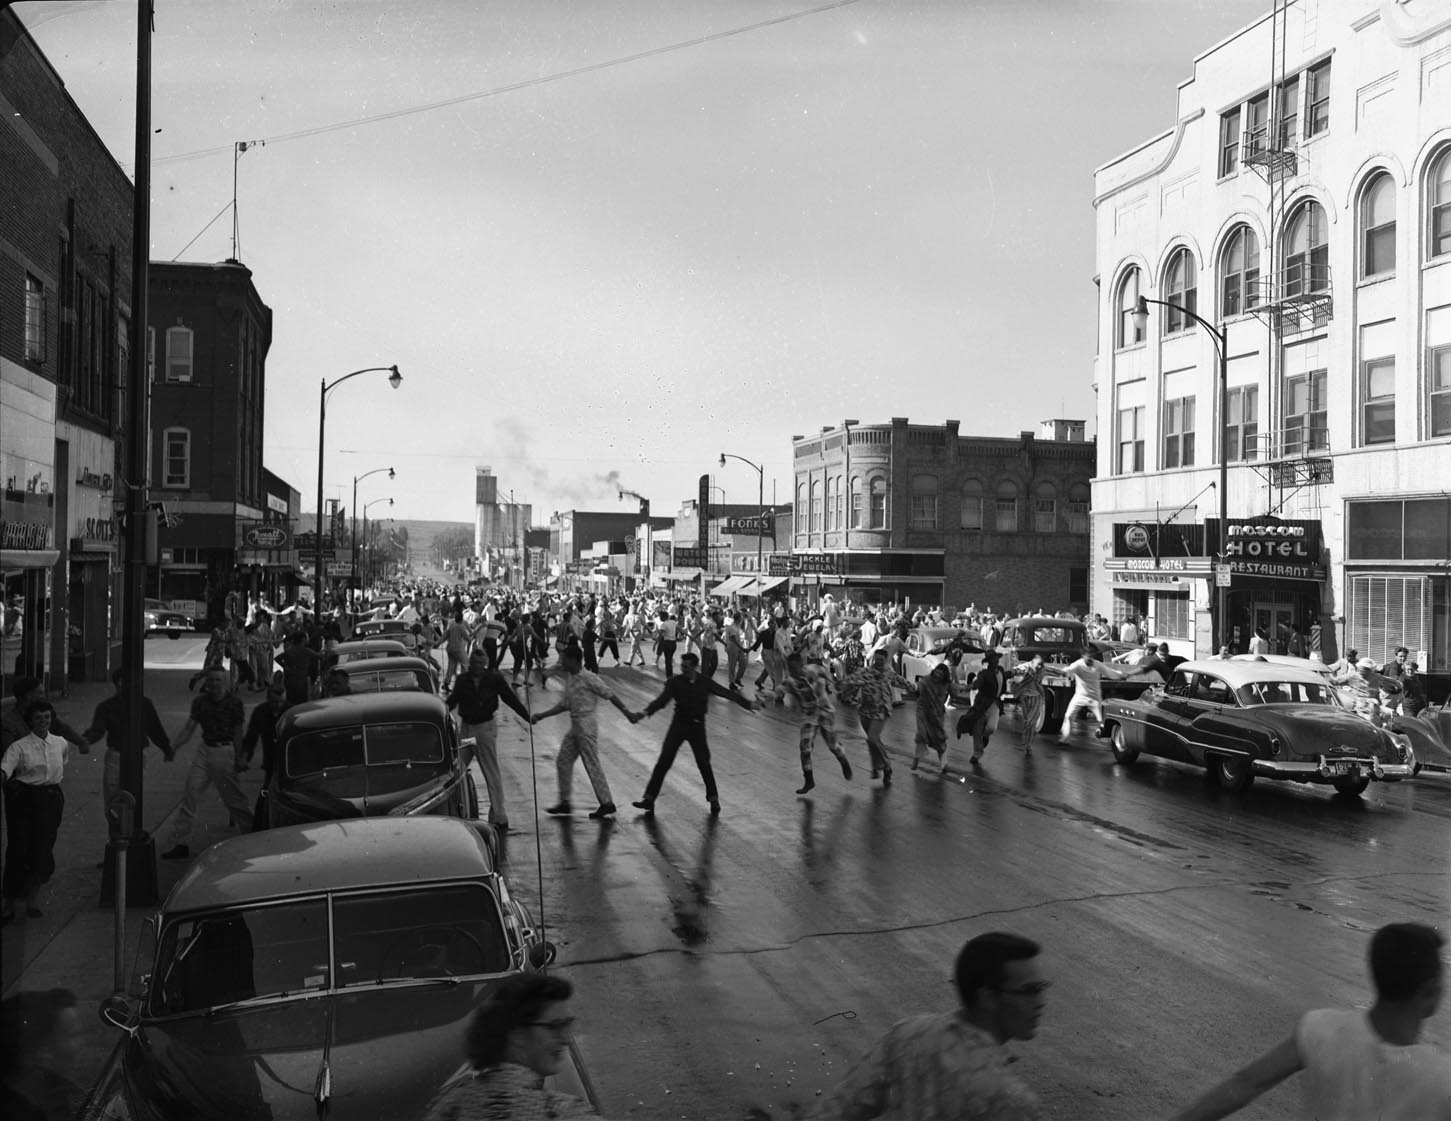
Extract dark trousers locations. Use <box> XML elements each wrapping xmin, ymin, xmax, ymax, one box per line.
<box><xmin>508</xmin><ymin>640</ymin><xmax>528</xmax><ymax>675</ymax></box>
<box><xmin>597</xmin><ymin>637</ymin><xmax>619</xmax><ymax>663</ymax></box>
<box><xmin>2</xmin><ymin>782</ymin><xmax>64</xmax><ymax>900</ymax></box>
<box><xmin>643</xmin><ymin>720</ymin><xmax>718</xmax><ymax>804</ymax></box>
<box><xmin>700</xmin><ymin>648</ymin><xmax>719</xmax><ymax>680</ymax></box>
<box><xmin>482</xmin><ymin>637</ymin><xmax>499</xmax><ymax>671</ymax></box>
<box><xmin>659</xmin><ymin>639</ymin><xmax>678</xmax><ymax>676</ymax></box>
<box><xmin>583</xmin><ymin>640</ymin><xmax>599</xmax><ymax>673</ymax></box>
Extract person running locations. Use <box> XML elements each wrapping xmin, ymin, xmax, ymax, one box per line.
<box><xmin>656</xmin><ymin>612</ymin><xmax>680</xmax><ymax>676</ymax></box>
<box><xmin>441</xmin><ymin>609</ymin><xmax>473</xmax><ymax>690</ymax></box>
<box><xmin>632</xmin><ymin>652</ymin><xmax>756</xmax><ymax>817</ymax></box>
<box><xmin>961</xmin><ymin>650</ymin><xmax>1009</xmax><ymax>766</ymax></box>
<box><xmin>911</xmin><ymin>663</ymin><xmax>951</xmax><ymax>774</ymax></box>
<box><xmin>1055</xmin><ymin>651</ymin><xmax>1123</xmax><ymax>743</ymax></box>
<box><xmin>778</xmin><ymin>651</ymin><xmax>852</xmax><ymax>794</ymax></box>
<box><xmin>445</xmin><ymin>651</ymin><xmax>532</xmax><ymax>833</ymax></box>
<box><xmin>533</xmin><ymin>647</ymin><xmax>634</xmax><ymax>820</ymax></box>
<box><xmin>840</xmin><ymin>648</ymin><xmax>912</xmax><ymax>786</ymax></box>
<box><xmin>161</xmin><ymin>669</ymin><xmax>252</xmax><ymax>861</ymax></box>
<box><xmin>1171</xmin><ymin>922</ymin><xmax>1449</xmax><ymax>1121</ymax></box>
<box><xmin>1009</xmin><ymin>654</ymin><xmax>1048</xmax><ymax>751</ymax></box>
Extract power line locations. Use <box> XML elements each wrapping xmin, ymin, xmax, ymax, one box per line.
<box><xmin>149</xmin><ymin>0</ymin><xmax>865</xmax><ymax>167</ymax></box>
<box><xmin>170</xmin><ymin>199</ymin><xmax>232</xmax><ymax>260</ymax></box>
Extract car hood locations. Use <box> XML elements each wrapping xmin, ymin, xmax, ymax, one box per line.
<box><xmin>126</xmin><ymin>982</ymin><xmax>492</xmax><ymax>1120</ymax></box>
<box><xmin>1238</xmin><ymin>705</ymin><xmax>1395</xmax><ymax>758</ymax></box>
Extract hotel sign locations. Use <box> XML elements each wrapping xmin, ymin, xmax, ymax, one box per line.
<box><xmin>1206</xmin><ymin>517</ymin><xmax>1324</xmax><ymax>580</ymax></box>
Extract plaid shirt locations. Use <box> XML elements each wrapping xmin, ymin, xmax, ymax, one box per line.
<box><xmin>422</xmin><ymin>1063</ymin><xmax>598</xmax><ymax>1120</ymax></box>
<box><xmin>842</xmin><ymin>665</ymin><xmax>908</xmax><ymax>722</ymax></box>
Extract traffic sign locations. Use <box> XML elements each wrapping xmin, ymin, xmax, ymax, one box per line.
<box><xmin>1215</xmin><ymin>564</ymin><xmax>1232</xmax><ymax>587</ymax></box>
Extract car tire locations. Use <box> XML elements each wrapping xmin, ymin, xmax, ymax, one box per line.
<box><xmin>1332</xmin><ymin>775</ymin><xmax>1371</xmax><ymax>797</ymax></box>
<box><xmin>1108</xmin><ymin>723</ymin><xmax>1138</xmax><ymax>765</ymax></box>
<box><xmin>168</xmin><ymin>631</ymin><xmax>180</xmax><ymax>640</ymax></box>
<box><xmin>1210</xmin><ymin>754</ymin><xmax>1254</xmax><ymax>793</ymax></box>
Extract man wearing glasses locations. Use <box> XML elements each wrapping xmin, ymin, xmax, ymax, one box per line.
<box><xmin>810</xmin><ymin>931</ymin><xmax>1048</xmax><ymax>1119</ymax></box>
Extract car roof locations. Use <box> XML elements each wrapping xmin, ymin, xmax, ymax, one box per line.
<box><xmin>278</xmin><ymin>690</ymin><xmax>451</xmax><ymax>732</ymax></box>
<box><xmin>165</xmin><ymin>817</ymin><xmax>497</xmax><ymax>912</ymax></box>
<box><xmin>1230</xmin><ymin>653</ymin><xmax>1332</xmax><ymax>675</ymax></box>
<box><xmin>335</xmin><ymin>638</ymin><xmax>410</xmax><ymax>653</ymax></box>
<box><xmin>1006</xmin><ymin>616</ymin><xmax>1084</xmax><ymax>628</ymax></box>
<box><xmin>1174</xmin><ymin>657</ymin><xmax>1331</xmax><ymax>686</ymax></box>
<box><xmin>335</xmin><ymin>655</ymin><xmax>437</xmax><ymax>675</ymax></box>
<box><xmin>356</xmin><ymin>617</ymin><xmax>409</xmax><ymax>628</ymax></box>
<box><xmin>913</xmin><ymin>626</ymin><xmax>976</xmax><ymax>641</ymax></box>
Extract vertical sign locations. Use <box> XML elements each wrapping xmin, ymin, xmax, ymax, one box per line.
<box><xmin>698</xmin><ymin>474</ymin><xmax>710</xmax><ymax>553</ymax></box>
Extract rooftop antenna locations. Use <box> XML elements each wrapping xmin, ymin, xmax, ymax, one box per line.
<box><xmin>231</xmin><ymin>139</ymin><xmax>265</xmax><ymax>260</ymax></box>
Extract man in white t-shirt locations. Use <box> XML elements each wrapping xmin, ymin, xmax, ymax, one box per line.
<box><xmin>1172</xmin><ymin>922</ymin><xmax>1450</xmax><ymax>1120</ymax></box>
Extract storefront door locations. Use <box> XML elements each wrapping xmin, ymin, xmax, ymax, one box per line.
<box><xmin>1250</xmin><ymin>602</ymin><xmax>1295</xmax><ymax>655</ymax></box>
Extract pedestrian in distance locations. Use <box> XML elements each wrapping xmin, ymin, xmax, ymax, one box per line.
<box><xmin>778</xmin><ymin>651</ymin><xmax>853</xmax><ymax>794</ymax></box>
<box><xmin>632</xmin><ymin>651</ymin><xmax>757</xmax><ymax>817</ymax></box>
<box><xmin>1170</xmin><ymin>921</ymin><xmax>1450</xmax><ymax>1121</ymax></box>
<box><xmin>534</xmin><ymin>646</ymin><xmax>634</xmax><ymax>820</ymax></box>
<box><xmin>446</xmin><ymin>651</ymin><xmax>532</xmax><ymax>833</ymax></box>
<box><xmin>911</xmin><ymin>662</ymin><xmax>951</xmax><ymax>774</ymax></box>
<box><xmin>162</xmin><ymin>668</ymin><xmax>252</xmax><ymax>861</ymax></box>
<box><xmin>656</xmin><ymin>611</ymin><xmax>680</xmax><ymax>677</ymax></box>
<box><xmin>442</xmin><ymin>609</ymin><xmax>473</xmax><ymax>691</ymax></box>
<box><xmin>1</xmin><ymin>702</ymin><xmax>89</xmax><ymax>923</ymax></box>
<box><xmin>809</xmin><ymin>931</ymin><xmax>1048</xmax><ymax>1120</ymax></box>
<box><xmin>274</xmin><ymin>630</ymin><xmax>318</xmax><ymax>705</ymax></box>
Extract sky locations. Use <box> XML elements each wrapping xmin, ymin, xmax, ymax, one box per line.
<box><xmin>18</xmin><ymin>0</ymin><xmax>1270</xmax><ymax>525</ymax></box>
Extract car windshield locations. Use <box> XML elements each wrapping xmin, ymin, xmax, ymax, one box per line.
<box><xmin>1023</xmin><ymin>626</ymin><xmax>1079</xmax><ymax>646</ymax></box>
<box><xmin>1235</xmin><ymin>680</ymin><xmax>1334</xmax><ymax>706</ymax></box>
<box><xmin>286</xmin><ymin>722</ymin><xmax>444</xmax><ymax>777</ymax></box>
<box><xmin>151</xmin><ymin>885</ymin><xmax>509</xmax><ymax>1014</ymax></box>
<box><xmin>347</xmin><ymin>669</ymin><xmax>432</xmax><ymax>693</ymax></box>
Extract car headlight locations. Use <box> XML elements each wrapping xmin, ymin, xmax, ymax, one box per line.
<box><xmin>144</xmin><ymin>613</ymin><xmax>157</xmax><ymax>625</ymax></box>
<box><xmin>1268</xmin><ymin>734</ymin><xmax>1282</xmax><ymax>757</ymax></box>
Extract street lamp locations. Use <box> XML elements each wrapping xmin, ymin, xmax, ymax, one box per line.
<box><xmin>1131</xmin><ymin>295</ymin><xmax>1229</xmax><ymax>651</ymax></box>
<box><xmin>719</xmin><ymin>452</ymin><xmax>766</xmax><ymax>577</ymax></box>
<box><xmin>352</xmin><ymin>466</ymin><xmax>395</xmax><ymax>595</ymax></box>
<box><xmin>362</xmin><ymin>496</ymin><xmax>393</xmax><ymax>588</ymax></box>
<box><xmin>315</xmin><ymin>366</ymin><xmax>401</xmax><ymax>615</ymax></box>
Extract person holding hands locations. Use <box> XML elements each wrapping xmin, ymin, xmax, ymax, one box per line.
<box><xmin>536</xmin><ymin>646</ymin><xmax>634</xmax><ymax>820</ymax></box>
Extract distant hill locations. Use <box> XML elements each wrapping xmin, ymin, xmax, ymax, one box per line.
<box><xmin>296</xmin><ymin>515</ymin><xmax>473</xmax><ymax>579</ymax></box>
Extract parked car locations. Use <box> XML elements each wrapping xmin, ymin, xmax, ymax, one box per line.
<box><xmin>332</xmin><ymin>654</ymin><xmax>439</xmax><ymax>695</ymax></box>
<box><xmin>332</xmin><ymin>638</ymin><xmax>411</xmax><ymax>665</ymax></box>
<box><xmin>353</xmin><ymin>616</ymin><xmax>428</xmax><ymax>656</ymax></box>
<box><xmin>258</xmin><ymin>692</ymin><xmax>477</xmax><ymax>830</ymax></box>
<box><xmin>89</xmin><ymin>816</ymin><xmax>590</xmax><ymax>1121</ymax></box>
<box><xmin>999</xmin><ymin>615</ymin><xmax>1162</xmax><ymax>731</ymax></box>
<box><xmin>900</xmin><ymin>627</ymin><xmax>986</xmax><ymax>697</ymax></box>
<box><xmin>1099</xmin><ymin>658</ymin><xmax>1417</xmax><ymax>795</ymax></box>
<box><xmin>143</xmin><ymin>598</ymin><xmax>191</xmax><ymax>639</ymax></box>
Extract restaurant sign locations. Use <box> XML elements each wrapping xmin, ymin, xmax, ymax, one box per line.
<box><xmin>1205</xmin><ymin>517</ymin><xmax>1324</xmax><ymax>580</ymax></box>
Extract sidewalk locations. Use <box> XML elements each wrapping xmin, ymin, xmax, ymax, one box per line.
<box><xmin>1</xmin><ymin>649</ymin><xmax>262</xmax><ymax>1095</ymax></box>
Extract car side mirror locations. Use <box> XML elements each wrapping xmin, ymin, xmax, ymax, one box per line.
<box><xmin>528</xmin><ymin>941</ymin><xmax>557</xmax><ymax>970</ymax></box>
<box><xmin>100</xmin><ymin>994</ymin><xmax>140</xmax><ymax>1035</ymax></box>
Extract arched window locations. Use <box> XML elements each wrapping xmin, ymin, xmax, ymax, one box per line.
<box><xmin>1284</xmin><ymin>201</ymin><xmax>1329</xmax><ymax>296</ymax></box>
<box><xmin>1431</xmin><ymin>147</ymin><xmax>1451</xmax><ymax>259</ymax></box>
<box><xmin>162</xmin><ymin>427</ymin><xmax>191</xmax><ymax>488</ymax></box>
<box><xmin>1115</xmin><ymin>268</ymin><xmax>1143</xmax><ymax>348</ymax></box>
<box><xmin>994</xmin><ymin>480</ymin><xmax>1019</xmax><ymax>533</ymax></box>
<box><xmin>1162</xmin><ymin>248</ymin><xmax>1197</xmax><ymax>334</ymax></box>
<box><xmin>869</xmin><ymin>477</ymin><xmax>888</xmax><ymax>528</ymax></box>
<box><xmin>810</xmin><ymin>479</ymin><xmax>822</xmax><ymax>533</ymax></box>
<box><xmin>1033</xmin><ymin>482</ymin><xmax>1057</xmax><ymax>533</ymax></box>
<box><xmin>164</xmin><ymin>326</ymin><xmax>193</xmax><ymax>382</ymax></box>
<box><xmin>960</xmin><ymin>479</ymin><xmax>983</xmax><ymax>531</ymax></box>
<box><xmin>909</xmin><ymin>475</ymin><xmax>938</xmax><ymax>530</ymax></box>
<box><xmin>796</xmin><ymin>482</ymin><xmax>806</xmax><ymax>535</ymax></box>
<box><xmin>1220</xmin><ymin>226</ymin><xmax>1260</xmax><ymax>317</ymax></box>
<box><xmin>822</xmin><ymin>475</ymin><xmax>834</xmax><ymax>531</ymax></box>
<box><xmin>1360</xmin><ymin>172</ymin><xmax>1396</xmax><ymax>277</ymax></box>
<box><xmin>849</xmin><ymin>476</ymin><xmax>863</xmax><ymax>529</ymax></box>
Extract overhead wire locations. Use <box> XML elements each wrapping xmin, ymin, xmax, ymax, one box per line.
<box><xmin>170</xmin><ymin>199</ymin><xmax>233</xmax><ymax>260</ymax></box>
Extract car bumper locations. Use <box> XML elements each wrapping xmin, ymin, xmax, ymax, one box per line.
<box><xmin>1251</xmin><ymin>755</ymin><xmax>1416</xmax><ymax>782</ymax></box>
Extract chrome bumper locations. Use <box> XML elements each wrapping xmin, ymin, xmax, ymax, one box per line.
<box><xmin>1251</xmin><ymin>755</ymin><xmax>1416</xmax><ymax>782</ymax></box>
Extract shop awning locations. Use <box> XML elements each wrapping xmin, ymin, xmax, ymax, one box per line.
<box><xmin>709</xmin><ymin>575</ymin><xmax>751</xmax><ymax>597</ymax></box>
<box><xmin>739</xmin><ymin>575</ymin><xmax>787</xmax><ymax>596</ymax></box>
<box><xmin>1</xmin><ymin>549</ymin><xmax>60</xmax><ymax>573</ymax></box>
<box><xmin>663</xmin><ymin>567</ymin><xmax>703</xmax><ymax>582</ymax></box>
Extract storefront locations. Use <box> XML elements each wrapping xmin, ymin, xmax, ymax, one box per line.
<box><xmin>63</xmin><ymin>434</ymin><xmax>120</xmax><ymax>683</ymax></box>
<box><xmin>1205</xmin><ymin>517</ymin><xmax>1328</xmax><ymax>657</ymax></box>
<box><xmin>784</xmin><ymin>550</ymin><xmax>946</xmax><ymax>609</ymax></box>
<box><xmin>2</xmin><ymin>370</ymin><xmax>60</xmax><ymax>689</ymax></box>
<box><xmin>1103</xmin><ymin>522</ymin><xmax>1211</xmax><ymax>656</ymax></box>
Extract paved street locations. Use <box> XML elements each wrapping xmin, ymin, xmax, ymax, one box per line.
<box><xmin>492</xmin><ymin>664</ymin><xmax>1451</xmax><ymax>1120</ymax></box>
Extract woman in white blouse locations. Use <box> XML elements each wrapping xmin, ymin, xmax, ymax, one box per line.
<box><xmin>0</xmin><ymin>701</ymin><xmax>85</xmax><ymax>924</ymax></box>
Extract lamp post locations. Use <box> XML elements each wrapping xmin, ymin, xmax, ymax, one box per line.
<box><xmin>1132</xmin><ymin>296</ymin><xmax>1229</xmax><ymax>652</ymax></box>
<box><xmin>315</xmin><ymin>366</ymin><xmax>401</xmax><ymax>617</ymax></box>
<box><xmin>362</xmin><ymin>496</ymin><xmax>393</xmax><ymax>588</ymax></box>
<box><xmin>351</xmin><ymin>467</ymin><xmax>395</xmax><ymax>596</ymax></box>
<box><xmin>719</xmin><ymin>452</ymin><xmax>766</xmax><ymax>577</ymax></box>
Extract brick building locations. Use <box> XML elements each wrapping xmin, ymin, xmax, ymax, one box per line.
<box><xmin>2</xmin><ymin>9</ymin><xmax>133</xmax><ymax>686</ymax></box>
<box><xmin>790</xmin><ymin>418</ymin><xmax>1093</xmax><ymax>612</ymax></box>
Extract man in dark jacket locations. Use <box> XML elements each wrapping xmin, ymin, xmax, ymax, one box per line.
<box><xmin>632</xmin><ymin>652</ymin><xmax>757</xmax><ymax>817</ymax></box>
<box><xmin>445</xmin><ymin>651</ymin><xmax>531</xmax><ymax>832</ymax></box>
<box><xmin>82</xmin><ymin>669</ymin><xmax>173</xmax><ymax>845</ymax></box>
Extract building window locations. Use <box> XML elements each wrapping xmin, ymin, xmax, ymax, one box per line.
<box><xmin>833</xmin><ymin>474</ymin><xmax>844</xmax><ymax>531</ymax></box>
<box><xmin>1163</xmin><ymin>249</ymin><xmax>1196</xmax><ymax>335</ymax></box>
<box><xmin>1283</xmin><ymin>369</ymin><xmax>1328</xmax><ymax>455</ymax></box>
<box><xmin>163</xmin><ymin>428</ymin><xmax>191</xmax><ymax>488</ymax></box>
<box><xmin>850</xmin><ymin>476</ymin><xmax>862</xmax><ymax>529</ymax></box>
<box><xmin>1428</xmin><ymin>147</ymin><xmax>1451</xmax><ymax>259</ymax></box>
<box><xmin>1347</xmin><ymin>574</ymin><xmax>1428</xmax><ymax>670</ymax></box>
<box><xmin>869</xmin><ymin>478</ymin><xmax>887</xmax><ymax>529</ymax></box>
<box><xmin>1117</xmin><ymin>406</ymin><xmax>1145</xmax><ymax>474</ymax></box>
<box><xmin>1033</xmin><ymin>484</ymin><xmax>1057</xmax><ymax>533</ymax></box>
<box><xmin>1284</xmin><ymin>202</ymin><xmax>1329</xmax><ymax>299</ymax></box>
<box><xmin>1220</xmin><ymin>226</ymin><xmax>1260</xmax><ymax>317</ymax></box>
<box><xmin>796</xmin><ymin>482</ymin><xmax>806</xmax><ymax>535</ymax></box>
<box><xmin>1276</xmin><ymin>73</ymin><xmax>1299</xmax><ymax>148</ymax></box>
<box><xmin>1218</xmin><ymin>107</ymin><xmax>1241</xmax><ymax>177</ymax></box>
<box><xmin>1361</xmin><ymin>357</ymin><xmax>1396</xmax><ymax>445</ymax></box>
<box><xmin>1361</xmin><ymin>173</ymin><xmax>1396</xmax><ymax>278</ymax></box>
<box><xmin>1162</xmin><ymin>397</ymin><xmax>1196</xmax><ymax>468</ymax></box>
<box><xmin>1226</xmin><ymin>385</ymin><xmax>1259</xmax><ymax>461</ymax></box>
<box><xmin>994</xmin><ymin>482</ymin><xmax>1018</xmax><ymax>533</ymax></box>
<box><xmin>1305</xmin><ymin>59</ymin><xmax>1330</xmax><ymax>138</ymax></box>
<box><xmin>909</xmin><ymin>475</ymin><xmax>938</xmax><ymax>530</ymax></box>
<box><xmin>1066</xmin><ymin>483</ymin><xmax>1090</xmax><ymax>534</ymax></box>
<box><xmin>1243</xmin><ymin>91</ymin><xmax>1269</xmax><ymax>161</ymax></box>
<box><xmin>1155</xmin><ymin>591</ymin><xmax>1191</xmax><ymax>639</ymax></box>
<box><xmin>822</xmin><ymin>476</ymin><xmax>834</xmax><ymax>532</ymax></box>
<box><xmin>1115</xmin><ymin>268</ymin><xmax>1143</xmax><ymax>349</ymax></box>
<box><xmin>960</xmin><ymin>481</ymin><xmax>982</xmax><ymax>531</ymax></box>
<box><xmin>165</xmin><ymin>326</ymin><xmax>193</xmax><ymax>382</ymax></box>
<box><xmin>810</xmin><ymin>479</ymin><xmax>822</xmax><ymax>533</ymax></box>
<box><xmin>1431</xmin><ymin>345</ymin><xmax>1451</xmax><ymax>437</ymax></box>
<box><xmin>24</xmin><ymin>274</ymin><xmax>46</xmax><ymax>362</ymax></box>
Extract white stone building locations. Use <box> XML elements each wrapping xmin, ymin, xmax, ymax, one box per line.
<box><xmin>1091</xmin><ymin>0</ymin><xmax>1451</xmax><ymax>685</ymax></box>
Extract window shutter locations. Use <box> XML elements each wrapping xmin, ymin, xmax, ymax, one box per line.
<box><xmin>1348</xmin><ymin>575</ymin><xmax>1428</xmax><ymax>665</ymax></box>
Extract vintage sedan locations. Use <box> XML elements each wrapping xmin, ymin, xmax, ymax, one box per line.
<box><xmin>1099</xmin><ymin>658</ymin><xmax>1417</xmax><ymax>795</ymax></box>
<box><xmin>143</xmin><ymin>598</ymin><xmax>191</xmax><ymax>639</ymax></box>
<box><xmin>1000</xmin><ymin>615</ymin><xmax>1163</xmax><ymax>731</ymax></box>
<box><xmin>331</xmin><ymin>638</ymin><xmax>411</xmax><ymax>665</ymax></box>
<box><xmin>259</xmin><ymin>692</ymin><xmax>477</xmax><ymax>830</ymax></box>
<box><xmin>352</xmin><ymin>616</ymin><xmax>428</xmax><ymax>656</ymax></box>
<box><xmin>332</xmin><ymin>654</ymin><xmax>439</xmax><ymax>695</ymax></box>
<box><xmin>900</xmin><ymin>627</ymin><xmax>986</xmax><ymax>689</ymax></box>
<box><xmin>90</xmin><ymin>817</ymin><xmax>589</xmax><ymax>1121</ymax></box>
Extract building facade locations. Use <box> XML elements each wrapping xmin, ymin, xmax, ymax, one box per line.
<box><xmin>2</xmin><ymin>9</ymin><xmax>133</xmax><ymax>686</ymax></box>
<box><xmin>148</xmin><ymin>260</ymin><xmax>273</xmax><ymax>627</ymax></box>
<box><xmin>791</xmin><ymin>418</ymin><xmax>1093</xmax><ymax>612</ymax></box>
<box><xmin>1092</xmin><ymin>0</ymin><xmax>1451</xmax><ymax>677</ymax></box>
<box><xmin>472</xmin><ymin>467</ymin><xmax>531</xmax><ymax>586</ymax></box>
